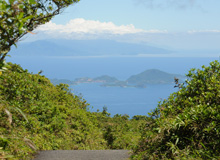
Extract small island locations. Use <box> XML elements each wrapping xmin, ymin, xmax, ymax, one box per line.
<box><xmin>50</xmin><ymin>69</ymin><xmax>185</xmax><ymax>88</ymax></box>
<box><xmin>127</xmin><ymin>69</ymin><xmax>185</xmax><ymax>84</ymax></box>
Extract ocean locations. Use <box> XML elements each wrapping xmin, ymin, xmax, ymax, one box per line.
<box><xmin>8</xmin><ymin>56</ymin><xmax>218</xmax><ymax>117</ymax></box>
<box><xmin>71</xmin><ymin>83</ymin><xmax>177</xmax><ymax>117</ymax></box>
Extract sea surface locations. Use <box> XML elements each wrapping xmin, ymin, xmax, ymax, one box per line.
<box><xmin>8</xmin><ymin>56</ymin><xmax>218</xmax><ymax>117</ymax></box>
<box><xmin>71</xmin><ymin>83</ymin><xmax>177</xmax><ymax>117</ymax></box>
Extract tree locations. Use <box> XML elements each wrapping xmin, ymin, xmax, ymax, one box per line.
<box><xmin>0</xmin><ymin>0</ymin><xmax>80</xmax><ymax>64</ymax></box>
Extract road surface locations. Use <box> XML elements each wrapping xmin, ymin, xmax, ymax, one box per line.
<box><xmin>34</xmin><ymin>150</ymin><xmax>131</xmax><ymax>160</ymax></box>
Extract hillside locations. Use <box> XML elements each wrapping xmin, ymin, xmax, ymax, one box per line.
<box><xmin>127</xmin><ymin>69</ymin><xmax>185</xmax><ymax>84</ymax></box>
<box><xmin>9</xmin><ymin>39</ymin><xmax>171</xmax><ymax>57</ymax></box>
<box><xmin>0</xmin><ymin>63</ymin><xmax>144</xmax><ymax>159</ymax></box>
<box><xmin>132</xmin><ymin>61</ymin><xmax>220</xmax><ymax>159</ymax></box>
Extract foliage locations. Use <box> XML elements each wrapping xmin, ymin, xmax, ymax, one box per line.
<box><xmin>0</xmin><ymin>60</ymin><xmax>8</xmax><ymax>76</ymax></box>
<box><xmin>132</xmin><ymin>115</ymin><xmax>151</xmax><ymax>121</ymax></box>
<box><xmin>94</xmin><ymin>112</ymin><xmax>145</xmax><ymax>150</ymax></box>
<box><xmin>0</xmin><ymin>63</ymin><xmax>144</xmax><ymax>159</ymax></box>
<box><xmin>0</xmin><ymin>63</ymin><xmax>106</xmax><ymax>159</ymax></box>
<box><xmin>132</xmin><ymin>60</ymin><xmax>220</xmax><ymax>160</ymax></box>
<box><xmin>0</xmin><ymin>0</ymin><xmax>80</xmax><ymax>62</ymax></box>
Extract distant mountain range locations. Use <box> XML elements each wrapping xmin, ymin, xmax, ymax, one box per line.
<box><xmin>10</xmin><ymin>39</ymin><xmax>171</xmax><ymax>56</ymax></box>
<box><xmin>51</xmin><ymin>69</ymin><xmax>185</xmax><ymax>88</ymax></box>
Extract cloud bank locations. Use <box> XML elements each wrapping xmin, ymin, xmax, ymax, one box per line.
<box><xmin>37</xmin><ymin>18</ymin><xmax>167</xmax><ymax>36</ymax></box>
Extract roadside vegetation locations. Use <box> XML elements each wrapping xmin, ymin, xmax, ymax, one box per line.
<box><xmin>132</xmin><ymin>60</ymin><xmax>220</xmax><ymax>160</ymax></box>
<box><xmin>0</xmin><ymin>62</ymin><xmax>144</xmax><ymax>159</ymax></box>
<box><xmin>0</xmin><ymin>1</ymin><xmax>146</xmax><ymax>159</ymax></box>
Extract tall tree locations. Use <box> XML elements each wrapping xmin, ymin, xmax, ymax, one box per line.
<box><xmin>0</xmin><ymin>0</ymin><xmax>80</xmax><ymax>64</ymax></box>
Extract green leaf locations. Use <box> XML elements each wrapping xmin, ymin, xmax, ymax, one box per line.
<box><xmin>9</xmin><ymin>0</ymin><xmax>14</xmax><ymax>5</ymax></box>
<box><xmin>22</xmin><ymin>15</ymin><xmax>34</xmax><ymax>22</ymax></box>
<box><xmin>28</xmin><ymin>0</ymin><xmax>36</xmax><ymax>4</ymax></box>
<box><xmin>18</xmin><ymin>12</ymin><xmax>24</xmax><ymax>20</ymax></box>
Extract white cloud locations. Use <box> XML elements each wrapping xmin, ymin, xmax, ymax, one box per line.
<box><xmin>188</xmin><ymin>30</ymin><xmax>220</xmax><ymax>34</ymax></box>
<box><xmin>37</xmin><ymin>18</ymin><xmax>167</xmax><ymax>36</ymax></box>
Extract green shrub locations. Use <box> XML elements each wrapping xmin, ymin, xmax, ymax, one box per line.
<box><xmin>0</xmin><ymin>63</ymin><xmax>143</xmax><ymax>159</ymax></box>
<box><xmin>0</xmin><ymin>63</ymin><xmax>107</xmax><ymax>159</ymax></box>
<box><xmin>132</xmin><ymin>60</ymin><xmax>220</xmax><ymax>160</ymax></box>
<box><xmin>94</xmin><ymin>113</ymin><xmax>143</xmax><ymax>150</ymax></box>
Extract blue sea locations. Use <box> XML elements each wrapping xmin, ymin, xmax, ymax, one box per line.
<box><xmin>8</xmin><ymin>56</ymin><xmax>218</xmax><ymax>117</ymax></box>
<box><xmin>71</xmin><ymin>83</ymin><xmax>177</xmax><ymax>117</ymax></box>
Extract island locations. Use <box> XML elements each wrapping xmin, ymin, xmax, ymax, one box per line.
<box><xmin>50</xmin><ymin>75</ymin><xmax>121</xmax><ymax>85</ymax></box>
<box><xmin>127</xmin><ymin>69</ymin><xmax>185</xmax><ymax>85</ymax></box>
<box><xmin>50</xmin><ymin>78</ymin><xmax>76</xmax><ymax>85</ymax></box>
<box><xmin>50</xmin><ymin>69</ymin><xmax>185</xmax><ymax>88</ymax></box>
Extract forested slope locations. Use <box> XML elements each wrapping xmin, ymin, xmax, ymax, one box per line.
<box><xmin>0</xmin><ymin>63</ymin><xmax>144</xmax><ymax>159</ymax></box>
<box><xmin>132</xmin><ymin>61</ymin><xmax>220</xmax><ymax>160</ymax></box>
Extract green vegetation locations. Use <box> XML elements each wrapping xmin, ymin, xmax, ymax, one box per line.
<box><xmin>0</xmin><ymin>63</ymin><xmax>144</xmax><ymax>159</ymax></box>
<box><xmin>132</xmin><ymin>61</ymin><xmax>220</xmax><ymax>160</ymax></box>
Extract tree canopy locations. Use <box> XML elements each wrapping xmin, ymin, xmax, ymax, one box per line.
<box><xmin>0</xmin><ymin>0</ymin><xmax>80</xmax><ymax>64</ymax></box>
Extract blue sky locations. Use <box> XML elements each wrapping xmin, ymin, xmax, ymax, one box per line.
<box><xmin>26</xmin><ymin>0</ymin><xmax>220</xmax><ymax>56</ymax></box>
<box><xmin>53</xmin><ymin>0</ymin><xmax>220</xmax><ymax>32</ymax></box>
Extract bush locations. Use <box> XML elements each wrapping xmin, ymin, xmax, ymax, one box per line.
<box><xmin>132</xmin><ymin>60</ymin><xmax>220</xmax><ymax>160</ymax></box>
<box><xmin>0</xmin><ymin>63</ymin><xmax>144</xmax><ymax>159</ymax></box>
<box><xmin>0</xmin><ymin>63</ymin><xmax>107</xmax><ymax>159</ymax></box>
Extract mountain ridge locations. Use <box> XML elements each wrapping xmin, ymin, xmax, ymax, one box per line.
<box><xmin>10</xmin><ymin>39</ymin><xmax>172</xmax><ymax>57</ymax></box>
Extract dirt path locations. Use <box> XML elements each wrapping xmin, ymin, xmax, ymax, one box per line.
<box><xmin>34</xmin><ymin>150</ymin><xmax>131</xmax><ymax>160</ymax></box>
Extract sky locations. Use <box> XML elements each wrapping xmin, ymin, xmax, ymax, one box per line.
<box><xmin>25</xmin><ymin>0</ymin><xmax>220</xmax><ymax>56</ymax></box>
